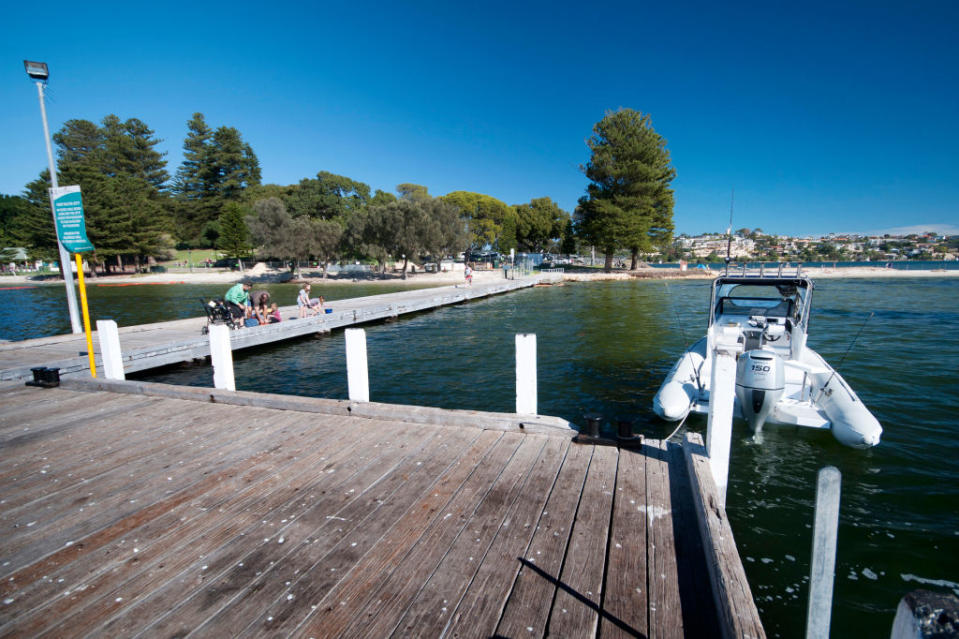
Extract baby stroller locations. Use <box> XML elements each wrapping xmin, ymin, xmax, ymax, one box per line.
<box><xmin>201</xmin><ymin>298</ymin><xmax>238</xmax><ymax>334</ymax></box>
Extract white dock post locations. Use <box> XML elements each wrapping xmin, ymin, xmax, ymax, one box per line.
<box><xmin>345</xmin><ymin>328</ymin><xmax>369</xmax><ymax>402</ymax></box>
<box><xmin>208</xmin><ymin>324</ymin><xmax>236</xmax><ymax>391</ymax></box>
<box><xmin>515</xmin><ymin>333</ymin><xmax>537</xmax><ymax>415</ymax></box>
<box><xmin>706</xmin><ymin>327</ymin><xmax>741</xmax><ymax>507</ymax></box>
<box><xmin>95</xmin><ymin>319</ymin><xmax>125</xmax><ymax>380</ymax></box>
<box><xmin>806</xmin><ymin>466</ymin><xmax>841</xmax><ymax>639</ymax></box>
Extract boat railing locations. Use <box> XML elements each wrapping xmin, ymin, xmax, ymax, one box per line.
<box><xmin>722</xmin><ymin>262</ymin><xmax>804</xmax><ymax>278</ymax></box>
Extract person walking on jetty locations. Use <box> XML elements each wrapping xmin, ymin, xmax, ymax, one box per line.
<box><xmin>464</xmin><ymin>263</ymin><xmax>473</xmax><ymax>287</ymax></box>
<box><xmin>224</xmin><ymin>280</ymin><xmax>252</xmax><ymax>323</ymax></box>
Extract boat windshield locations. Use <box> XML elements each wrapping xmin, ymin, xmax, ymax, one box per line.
<box><xmin>711</xmin><ymin>280</ymin><xmax>811</xmax><ymax>326</ymax></box>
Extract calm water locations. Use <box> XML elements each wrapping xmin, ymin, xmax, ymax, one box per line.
<box><xmin>3</xmin><ymin>278</ymin><xmax>958</xmax><ymax>637</ymax></box>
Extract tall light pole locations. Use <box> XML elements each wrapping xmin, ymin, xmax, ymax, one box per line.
<box><xmin>24</xmin><ymin>60</ymin><xmax>82</xmax><ymax>334</ymax></box>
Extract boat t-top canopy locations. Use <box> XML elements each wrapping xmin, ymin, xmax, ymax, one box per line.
<box><xmin>709</xmin><ymin>274</ymin><xmax>814</xmax><ymax>330</ymax></box>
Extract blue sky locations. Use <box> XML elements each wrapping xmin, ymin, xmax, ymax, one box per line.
<box><xmin>3</xmin><ymin>0</ymin><xmax>957</xmax><ymax>237</ymax></box>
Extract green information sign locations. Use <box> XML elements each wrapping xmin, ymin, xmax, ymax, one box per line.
<box><xmin>50</xmin><ymin>185</ymin><xmax>94</xmax><ymax>253</ymax></box>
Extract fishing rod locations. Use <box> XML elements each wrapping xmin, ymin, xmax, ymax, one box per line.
<box><xmin>815</xmin><ymin>311</ymin><xmax>874</xmax><ymax>402</ymax></box>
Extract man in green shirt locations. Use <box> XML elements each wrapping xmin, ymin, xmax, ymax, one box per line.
<box><xmin>224</xmin><ymin>281</ymin><xmax>252</xmax><ymax>322</ymax></box>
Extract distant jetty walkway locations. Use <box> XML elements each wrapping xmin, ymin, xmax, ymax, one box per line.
<box><xmin>0</xmin><ymin>274</ymin><xmax>559</xmax><ymax>382</ymax></box>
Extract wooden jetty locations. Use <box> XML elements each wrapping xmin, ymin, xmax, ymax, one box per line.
<box><xmin>0</xmin><ymin>275</ymin><xmax>553</xmax><ymax>383</ymax></box>
<box><xmin>0</xmin><ymin>378</ymin><xmax>764</xmax><ymax>638</ymax></box>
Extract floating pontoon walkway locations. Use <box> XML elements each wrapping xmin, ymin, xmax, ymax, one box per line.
<box><xmin>0</xmin><ymin>378</ymin><xmax>764</xmax><ymax>638</ymax></box>
<box><xmin>0</xmin><ymin>275</ymin><xmax>554</xmax><ymax>382</ymax></box>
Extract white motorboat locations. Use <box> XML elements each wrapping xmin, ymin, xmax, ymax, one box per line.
<box><xmin>653</xmin><ymin>267</ymin><xmax>882</xmax><ymax>448</ymax></box>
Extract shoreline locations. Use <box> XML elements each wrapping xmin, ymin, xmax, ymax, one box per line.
<box><xmin>1</xmin><ymin>265</ymin><xmax>957</xmax><ymax>287</ymax></box>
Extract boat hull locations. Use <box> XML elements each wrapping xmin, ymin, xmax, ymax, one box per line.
<box><xmin>653</xmin><ymin>342</ymin><xmax>882</xmax><ymax>448</ymax></box>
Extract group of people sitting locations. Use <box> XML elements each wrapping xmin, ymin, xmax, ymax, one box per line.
<box><xmin>223</xmin><ymin>281</ymin><xmax>329</xmax><ymax>327</ymax></box>
<box><xmin>224</xmin><ymin>281</ymin><xmax>282</xmax><ymax>327</ymax></box>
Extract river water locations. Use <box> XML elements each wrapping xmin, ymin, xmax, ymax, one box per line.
<box><xmin>2</xmin><ymin>277</ymin><xmax>957</xmax><ymax>637</ymax></box>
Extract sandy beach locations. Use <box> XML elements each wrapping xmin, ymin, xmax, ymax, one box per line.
<box><xmin>1</xmin><ymin>264</ymin><xmax>956</xmax><ymax>287</ymax></box>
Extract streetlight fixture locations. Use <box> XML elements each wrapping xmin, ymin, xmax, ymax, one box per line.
<box><xmin>24</xmin><ymin>59</ymin><xmax>82</xmax><ymax>334</ymax></box>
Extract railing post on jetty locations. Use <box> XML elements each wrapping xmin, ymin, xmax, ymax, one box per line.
<box><xmin>805</xmin><ymin>466</ymin><xmax>841</xmax><ymax>639</ymax></box>
<box><xmin>515</xmin><ymin>333</ymin><xmax>537</xmax><ymax>414</ymax></box>
<box><xmin>96</xmin><ymin>319</ymin><xmax>125</xmax><ymax>380</ymax></box>
<box><xmin>706</xmin><ymin>327</ymin><xmax>741</xmax><ymax>507</ymax></box>
<box><xmin>208</xmin><ymin>324</ymin><xmax>236</xmax><ymax>391</ymax></box>
<box><xmin>345</xmin><ymin>328</ymin><xmax>369</xmax><ymax>402</ymax></box>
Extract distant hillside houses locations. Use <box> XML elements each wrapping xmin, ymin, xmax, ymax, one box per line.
<box><xmin>667</xmin><ymin>231</ymin><xmax>957</xmax><ymax>262</ymax></box>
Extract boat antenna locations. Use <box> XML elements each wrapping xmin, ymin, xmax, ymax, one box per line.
<box><xmin>816</xmin><ymin>311</ymin><xmax>874</xmax><ymax>401</ymax></box>
<box><xmin>724</xmin><ymin>188</ymin><xmax>734</xmax><ymax>276</ymax></box>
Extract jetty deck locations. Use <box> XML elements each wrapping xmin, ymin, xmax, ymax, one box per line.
<box><xmin>0</xmin><ymin>378</ymin><xmax>763</xmax><ymax>638</ymax></box>
<box><xmin>0</xmin><ymin>275</ymin><xmax>553</xmax><ymax>382</ymax></box>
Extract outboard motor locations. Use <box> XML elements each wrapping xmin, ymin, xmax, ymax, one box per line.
<box><xmin>735</xmin><ymin>349</ymin><xmax>785</xmax><ymax>433</ymax></box>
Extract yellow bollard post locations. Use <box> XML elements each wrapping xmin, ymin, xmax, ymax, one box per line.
<box><xmin>74</xmin><ymin>253</ymin><xmax>97</xmax><ymax>378</ymax></box>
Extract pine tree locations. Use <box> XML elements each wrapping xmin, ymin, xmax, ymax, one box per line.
<box><xmin>218</xmin><ymin>202</ymin><xmax>252</xmax><ymax>260</ymax></box>
<box><xmin>24</xmin><ymin>116</ymin><xmax>171</xmax><ymax>270</ymax></box>
<box><xmin>171</xmin><ymin>115</ymin><xmax>260</xmax><ymax>244</ymax></box>
<box><xmin>578</xmin><ymin>109</ymin><xmax>676</xmax><ymax>270</ymax></box>
<box><xmin>100</xmin><ymin>115</ymin><xmax>169</xmax><ymax>189</ymax></box>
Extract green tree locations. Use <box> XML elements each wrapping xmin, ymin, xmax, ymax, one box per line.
<box><xmin>24</xmin><ymin>116</ymin><xmax>171</xmax><ymax>271</ymax></box>
<box><xmin>171</xmin><ymin>113</ymin><xmax>213</xmax><ymax>199</ymax></box>
<box><xmin>353</xmin><ymin>197</ymin><xmax>465</xmax><ymax>278</ymax></box>
<box><xmin>170</xmin><ymin>114</ymin><xmax>260</xmax><ymax>243</ymax></box>
<box><xmin>218</xmin><ymin>202</ymin><xmax>252</xmax><ymax>262</ymax></box>
<box><xmin>396</xmin><ymin>183</ymin><xmax>431</xmax><ymax>203</ymax></box>
<box><xmin>371</xmin><ymin>189</ymin><xmax>398</xmax><ymax>206</ymax></box>
<box><xmin>100</xmin><ymin>115</ymin><xmax>169</xmax><ymax>189</ymax></box>
<box><xmin>514</xmin><ymin>197</ymin><xmax>570</xmax><ymax>252</ymax></box>
<box><xmin>440</xmin><ymin>191</ymin><xmax>511</xmax><ymax>251</ymax></box>
<box><xmin>560</xmin><ymin>218</ymin><xmax>577</xmax><ymax>256</ymax></box>
<box><xmin>578</xmin><ymin>109</ymin><xmax>676</xmax><ymax>271</ymax></box>
<box><xmin>0</xmin><ymin>195</ymin><xmax>31</xmax><ymax>248</ymax></box>
<box><xmin>249</xmin><ymin>197</ymin><xmax>345</xmax><ymax>277</ymax></box>
<box><xmin>284</xmin><ymin>171</ymin><xmax>370</xmax><ymax>221</ymax></box>
<box><xmin>208</xmin><ymin>127</ymin><xmax>261</xmax><ymax>201</ymax></box>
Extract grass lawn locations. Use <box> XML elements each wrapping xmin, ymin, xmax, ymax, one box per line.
<box><xmin>160</xmin><ymin>249</ymin><xmax>222</xmax><ymax>266</ymax></box>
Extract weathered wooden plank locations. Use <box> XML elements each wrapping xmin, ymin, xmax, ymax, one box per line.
<box><xmin>180</xmin><ymin>426</ymin><xmax>484</xmax><ymax>638</ymax></box>
<box><xmin>290</xmin><ymin>432</ymin><xmax>524</xmax><ymax>639</ymax></box>
<box><xmin>646</xmin><ymin>438</ymin><xmax>683</xmax><ymax>639</ymax></box>
<box><xmin>14</xmin><ymin>411</ymin><xmax>384</xmax><ymax>636</ymax></box>
<box><xmin>494</xmin><ymin>443</ymin><xmax>594</xmax><ymax>638</ymax></box>
<box><xmin>366</xmin><ymin>434</ymin><xmax>548</xmax><ymax>637</ymax></box>
<box><xmin>0</xmin><ymin>403</ymin><xmax>322</xmax><ymax>575</ymax></box>
<box><xmin>548</xmin><ymin>444</ymin><xmax>618</xmax><ymax>638</ymax></box>
<box><xmin>220</xmin><ymin>431</ymin><xmax>500</xmax><ymax>636</ymax></box>
<box><xmin>60</xmin><ymin>377</ymin><xmax>575</xmax><ymax>437</ymax></box>
<box><xmin>600</xmin><ymin>446</ymin><xmax>649</xmax><ymax>639</ymax></box>
<box><xmin>668</xmin><ymin>439</ymin><xmax>719</xmax><ymax>637</ymax></box>
<box><xmin>188</xmin><ymin>422</ymin><xmax>490</xmax><ymax>636</ymax></box>
<box><xmin>683</xmin><ymin>432</ymin><xmax>765</xmax><ymax>639</ymax></box>
<box><xmin>0</xmin><ymin>398</ymin><xmax>219</xmax><ymax>504</ymax></box>
<box><xmin>0</xmin><ymin>399</ymin><xmax>260</xmax><ymax>522</ymax></box>
<box><xmin>0</xmin><ymin>391</ymin><xmax>157</xmax><ymax>448</ymax></box>
<box><xmin>0</xmin><ymin>412</ymin><xmax>360</xmax><ymax>632</ymax></box>
<box><xmin>439</xmin><ymin>437</ymin><xmax>569</xmax><ymax>638</ymax></box>
<box><xmin>84</xmin><ymin>420</ymin><xmax>436</xmax><ymax>638</ymax></box>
